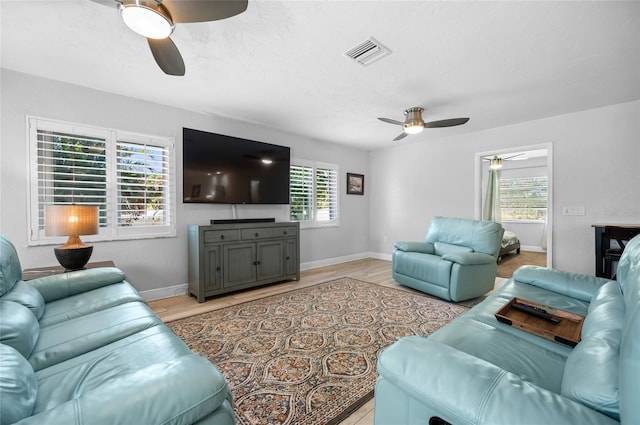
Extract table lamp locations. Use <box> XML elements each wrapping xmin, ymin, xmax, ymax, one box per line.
<box><xmin>45</xmin><ymin>205</ymin><xmax>99</xmax><ymax>271</ymax></box>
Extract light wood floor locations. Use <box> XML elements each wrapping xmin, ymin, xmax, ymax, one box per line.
<box><xmin>149</xmin><ymin>258</ymin><xmax>395</xmax><ymax>425</ymax></box>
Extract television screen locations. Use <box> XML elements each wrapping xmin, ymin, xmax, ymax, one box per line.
<box><xmin>182</xmin><ymin>128</ymin><xmax>290</xmax><ymax>204</ymax></box>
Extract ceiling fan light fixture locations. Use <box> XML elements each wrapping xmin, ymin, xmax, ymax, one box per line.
<box><xmin>490</xmin><ymin>156</ymin><xmax>503</xmax><ymax>170</ymax></box>
<box><xmin>119</xmin><ymin>1</ymin><xmax>174</xmax><ymax>39</ymax></box>
<box><xmin>403</xmin><ymin>124</ymin><xmax>424</xmax><ymax>135</ymax></box>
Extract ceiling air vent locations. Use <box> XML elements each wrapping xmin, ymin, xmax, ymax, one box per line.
<box><xmin>344</xmin><ymin>37</ymin><xmax>391</xmax><ymax>66</ymax></box>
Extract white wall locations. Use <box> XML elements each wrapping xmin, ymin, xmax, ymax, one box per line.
<box><xmin>0</xmin><ymin>69</ymin><xmax>370</xmax><ymax>295</ymax></box>
<box><xmin>369</xmin><ymin>100</ymin><xmax>640</xmax><ymax>275</ymax></box>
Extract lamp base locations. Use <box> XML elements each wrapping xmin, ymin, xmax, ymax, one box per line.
<box><xmin>54</xmin><ymin>246</ymin><xmax>93</xmax><ymax>272</ymax></box>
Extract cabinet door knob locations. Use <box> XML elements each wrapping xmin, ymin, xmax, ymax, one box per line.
<box><xmin>283</xmin><ymin>231</ymin><xmax>287</xmax><ymax>235</ymax></box>
<box><xmin>253</xmin><ymin>261</ymin><xmax>257</xmax><ymax>266</ymax></box>
<box><xmin>220</xmin><ymin>235</ymin><xmax>225</xmax><ymax>240</ymax></box>
<box><xmin>255</xmin><ymin>233</ymin><xmax>259</xmax><ymax>237</ymax></box>
<box><xmin>286</xmin><ymin>256</ymin><xmax>290</xmax><ymax>260</ymax></box>
<box><xmin>216</xmin><ymin>266</ymin><xmax>221</xmax><ymax>272</ymax></box>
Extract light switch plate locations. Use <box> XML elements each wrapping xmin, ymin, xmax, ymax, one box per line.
<box><xmin>563</xmin><ymin>206</ymin><xmax>585</xmax><ymax>216</ymax></box>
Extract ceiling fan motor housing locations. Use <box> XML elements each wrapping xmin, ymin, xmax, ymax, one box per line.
<box><xmin>403</xmin><ymin>107</ymin><xmax>425</xmax><ymax>133</ymax></box>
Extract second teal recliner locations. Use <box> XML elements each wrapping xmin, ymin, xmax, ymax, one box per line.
<box><xmin>392</xmin><ymin>216</ymin><xmax>504</xmax><ymax>302</ymax></box>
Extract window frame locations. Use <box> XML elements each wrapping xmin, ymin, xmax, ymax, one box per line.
<box><xmin>27</xmin><ymin>116</ymin><xmax>176</xmax><ymax>246</ymax></box>
<box><xmin>289</xmin><ymin>158</ymin><xmax>340</xmax><ymax>229</ymax></box>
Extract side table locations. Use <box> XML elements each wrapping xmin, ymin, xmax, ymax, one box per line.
<box><xmin>22</xmin><ymin>261</ymin><xmax>116</xmax><ymax>281</ymax></box>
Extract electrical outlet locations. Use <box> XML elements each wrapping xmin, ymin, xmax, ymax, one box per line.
<box><xmin>563</xmin><ymin>206</ymin><xmax>585</xmax><ymax>216</ymax></box>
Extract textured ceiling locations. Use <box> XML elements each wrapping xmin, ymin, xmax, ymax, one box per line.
<box><xmin>2</xmin><ymin>0</ymin><xmax>639</xmax><ymax>150</ymax></box>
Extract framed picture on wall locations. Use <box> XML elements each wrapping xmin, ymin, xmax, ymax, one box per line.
<box><xmin>347</xmin><ymin>173</ymin><xmax>364</xmax><ymax>195</ymax></box>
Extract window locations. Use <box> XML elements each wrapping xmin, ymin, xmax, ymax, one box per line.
<box><xmin>28</xmin><ymin>117</ymin><xmax>175</xmax><ymax>244</ymax></box>
<box><xmin>499</xmin><ymin>176</ymin><xmax>548</xmax><ymax>222</ymax></box>
<box><xmin>289</xmin><ymin>160</ymin><xmax>339</xmax><ymax>227</ymax></box>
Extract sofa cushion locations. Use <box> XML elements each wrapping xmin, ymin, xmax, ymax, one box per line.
<box><xmin>582</xmin><ymin>281</ymin><xmax>624</xmax><ymax>338</ymax></box>
<box><xmin>2</xmin><ymin>281</ymin><xmax>45</xmax><ymax>320</ymax></box>
<box><xmin>561</xmin><ymin>330</ymin><xmax>621</xmax><ymax>420</ymax></box>
<box><xmin>38</xmin><ymin>281</ymin><xmax>143</xmax><ymax>327</ymax></box>
<box><xmin>29</xmin><ymin>301</ymin><xmax>162</xmax><ymax>371</ymax></box>
<box><xmin>0</xmin><ymin>237</ymin><xmax>22</xmax><ymax>296</ymax></box>
<box><xmin>0</xmin><ymin>344</ymin><xmax>37</xmax><ymax>425</ymax></box>
<box><xmin>434</xmin><ymin>242</ymin><xmax>473</xmax><ymax>257</ymax></box>
<box><xmin>27</xmin><ymin>267</ymin><xmax>126</xmax><ymax>303</ymax></box>
<box><xmin>0</xmin><ymin>301</ymin><xmax>39</xmax><ymax>358</ymax></box>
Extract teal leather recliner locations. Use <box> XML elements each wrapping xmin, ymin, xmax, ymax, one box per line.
<box><xmin>0</xmin><ymin>235</ymin><xmax>235</xmax><ymax>425</ymax></box>
<box><xmin>392</xmin><ymin>216</ymin><xmax>504</xmax><ymax>302</ymax></box>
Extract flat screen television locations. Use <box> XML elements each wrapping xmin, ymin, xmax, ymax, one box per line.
<box><xmin>183</xmin><ymin>128</ymin><xmax>290</xmax><ymax>204</ymax></box>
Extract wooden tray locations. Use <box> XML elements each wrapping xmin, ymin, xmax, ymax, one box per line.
<box><xmin>495</xmin><ymin>298</ymin><xmax>584</xmax><ymax>347</ymax></box>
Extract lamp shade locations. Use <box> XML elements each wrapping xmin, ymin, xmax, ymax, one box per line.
<box><xmin>45</xmin><ymin>205</ymin><xmax>99</xmax><ymax>237</ymax></box>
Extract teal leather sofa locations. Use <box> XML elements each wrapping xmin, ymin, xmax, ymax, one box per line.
<box><xmin>375</xmin><ymin>234</ymin><xmax>640</xmax><ymax>425</ymax></box>
<box><xmin>393</xmin><ymin>216</ymin><xmax>504</xmax><ymax>302</ymax></box>
<box><xmin>0</xmin><ymin>236</ymin><xmax>235</xmax><ymax>425</ymax></box>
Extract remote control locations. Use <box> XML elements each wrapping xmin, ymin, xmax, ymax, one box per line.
<box><xmin>512</xmin><ymin>302</ymin><xmax>560</xmax><ymax>324</ymax></box>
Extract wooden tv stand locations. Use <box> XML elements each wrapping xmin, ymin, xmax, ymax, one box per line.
<box><xmin>187</xmin><ymin>222</ymin><xmax>300</xmax><ymax>302</ymax></box>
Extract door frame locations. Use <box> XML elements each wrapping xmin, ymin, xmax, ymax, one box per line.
<box><xmin>474</xmin><ymin>142</ymin><xmax>553</xmax><ymax>268</ymax></box>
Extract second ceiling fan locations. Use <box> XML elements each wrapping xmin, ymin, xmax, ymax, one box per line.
<box><xmin>378</xmin><ymin>107</ymin><xmax>469</xmax><ymax>141</ymax></box>
<box><xmin>92</xmin><ymin>0</ymin><xmax>248</xmax><ymax>76</ymax></box>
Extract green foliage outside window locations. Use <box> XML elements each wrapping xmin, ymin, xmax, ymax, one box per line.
<box><xmin>499</xmin><ymin>176</ymin><xmax>548</xmax><ymax>222</ymax></box>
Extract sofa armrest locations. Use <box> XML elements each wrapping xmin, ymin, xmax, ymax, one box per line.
<box><xmin>27</xmin><ymin>267</ymin><xmax>126</xmax><ymax>302</ymax></box>
<box><xmin>377</xmin><ymin>336</ymin><xmax>618</xmax><ymax>425</ymax></box>
<box><xmin>394</xmin><ymin>241</ymin><xmax>434</xmax><ymax>254</ymax></box>
<box><xmin>442</xmin><ymin>251</ymin><xmax>495</xmax><ymax>265</ymax></box>
<box><xmin>15</xmin><ymin>355</ymin><xmax>231</xmax><ymax>425</ymax></box>
<box><xmin>513</xmin><ymin>266</ymin><xmax>612</xmax><ymax>303</ymax></box>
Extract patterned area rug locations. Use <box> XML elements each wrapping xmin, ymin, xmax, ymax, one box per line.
<box><xmin>168</xmin><ymin>277</ymin><xmax>468</xmax><ymax>425</ymax></box>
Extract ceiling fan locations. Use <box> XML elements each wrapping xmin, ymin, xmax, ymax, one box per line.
<box><xmin>91</xmin><ymin>0</ymin><xmax>248</xmax><ymax>76</ymax></box>
<box><xmin>482</xmin><ymin>153</ymin><xmax>524</xmax><ymax>169</ymax></box>
<box><xmin>378</xmin><ymin>107</ymin><xmax>470</xmax><ymax>141</ymax></box>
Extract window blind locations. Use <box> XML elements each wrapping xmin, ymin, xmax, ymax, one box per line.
<box><xmin>315</xmin><ymin>167</ymin><xmax>338</xmax><ymax>222</ymax></box>
<box><xmin>500</xmin><ymin>176</ymin><xmax>548</xmax><ymax>221</ymax></box>
<box><xmin>29</xmin><ymin>117</ymin><xmax>176</xmax><ymax>244</ymax></box>
<box><xmin>289</xmin><ymin>161</ymin><xmax>339</xmax><ymax>226</ymax></box>
<box><xmin>116</xmin><ymin>141</ymin><xmax>170</xmax><ymax>227</ymax></box>
<box><xmin>289</xmin><ymin>164</ymin><xmax>313</xmax><ymax>221</ymax></box>
<box><xmin>35</xmin><ymin>129</ymin><xmax>108</xmax><ymax>230</ymax></box>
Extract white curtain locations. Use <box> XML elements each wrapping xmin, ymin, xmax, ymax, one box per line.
<box><xmin>483</xmin><ymin>168</ymin><xmax>501</xmax><ymax>223</ymax></box>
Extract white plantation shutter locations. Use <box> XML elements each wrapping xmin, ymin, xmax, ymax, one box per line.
<box><xmin>289</xmin><ymin>165</ymin><xmax>313</xmax><ymax>221</ymax></box>
<box><xmin>32</xmin><ymin>124</ymin><xmax>109</xmax><ymax>239</ymax></box>
<box><xmin>315</xmin><ymin>167</ymin><xmax>338</xmax><ymax>222</ymax></box>
<box><xmin>116</xmin><ymin>140</ymin><xmax>171</xmax><ymax>227</ymax></box>
<box><xmin>28</xmin><ymin>117</ymin><xmax>175</xmax><ymax>244</ymax></box>
<box><xmin>289</xmin><ymin>160</ymin><xmax>339</xmax><ymax>226</ymax></box>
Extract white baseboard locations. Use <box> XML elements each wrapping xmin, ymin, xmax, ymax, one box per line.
<box><xmin>300</xmin><ymin>252</ymin><xmax>372</xmax><ymax>271</ymax></box>
<box><xmin>520</xmin><ymin>245</ymin><xmax>546</xmax><ymax>253</ymax></box>
<box><xmin>140</xmin><ymin>283</ymin><xmax>188</xmax><ymax>302</ymax></box>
